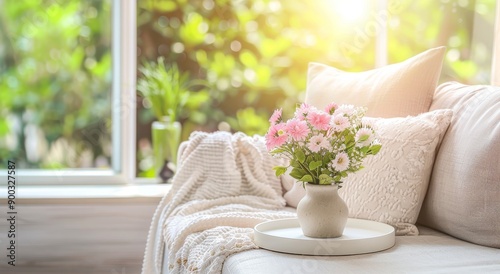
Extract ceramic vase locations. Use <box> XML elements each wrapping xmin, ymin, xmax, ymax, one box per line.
<box><xmin>152</xmin><ymin>116</ymin><xmax>181</xmax><ymax>181</ymax></box>
<box><xmin>296</xmin><ymin>183</ymin><xmax>348</xmax><ymax>238</ymax></box>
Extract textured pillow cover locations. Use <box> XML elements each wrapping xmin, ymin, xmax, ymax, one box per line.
<box><xmin>305</xmin><ymin>47</ymin><xmax>446</xmax><ymax>118</ymax></box>
<box><xmin>418</xmin><ymin>82</ymin><xmax>500</xmax><ymax>248</ymax></box>
<box><xmin>339</xmin><ymin>110</ymin><xmax>453</xmax><ymax>236</ymax></box>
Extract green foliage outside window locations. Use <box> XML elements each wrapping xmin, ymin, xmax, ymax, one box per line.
<box><xmin>0</xmin><ymin>0</ymin><xmax>112</xmax><ymax>169</ymax></box>
<box><xmin>136</xmin><ymin>0</ymin><xmax>495</xmax><ymax>176</ymax></box>
<box><xmin>0</xmin><ymin>0</ymin><xmax>496</xmax><ymax>175</ymax></box>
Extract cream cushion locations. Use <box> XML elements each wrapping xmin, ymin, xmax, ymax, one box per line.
<box><xmin>418</xmin><ymin>82</ymin><xmax>500</xmax><ymax>248</ymax></box>
<box><xmin>340</xmin><ymin>110</ymin><xmax>452</xmax><ymax>235</ymax></box>
<box><xmin>305</xmin><ymin>47</ymin><xmax>446</xmax><ymax>118</ymax></box>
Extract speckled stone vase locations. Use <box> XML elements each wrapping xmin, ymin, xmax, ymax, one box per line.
<box><xmin>296</xmin><ymin>183</ymin><xmax>348</xmax><ymax>238</ymax></box>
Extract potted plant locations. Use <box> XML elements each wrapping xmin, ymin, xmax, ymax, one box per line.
<box><xmin>137</xmin><ymin>57</ymin><xmax>192</xmax><ymax>181</ymax></box>
<box><xmin>265</xmin><ymin>102</ymin><xmax>381</xmax><ymax>237</ymax></box>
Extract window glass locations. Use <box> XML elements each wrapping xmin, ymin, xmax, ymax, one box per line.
<box><xmin>0</xmin><ymin>0</ymin><xmax>113</xmax><ymax>169</ymax></box>
<box><xmin>136</xmin><ymin>0</ymin><xmax>377</xmax><ymax>177</ymax></box>
<box><xmin>136</xmin><ymin>0</ymin><xmax>497</xmax><ymax>177</ymax></box>
<box><xmin>388</xmin><ymin>0</ymin><xmax>496</xmax><ymax>84</ymax></box>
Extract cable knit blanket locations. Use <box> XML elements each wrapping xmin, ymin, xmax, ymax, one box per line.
<box><xmin>142</xmin><ymin>131</ymin><xmax>295</xmax><ymax>274</ymax></box>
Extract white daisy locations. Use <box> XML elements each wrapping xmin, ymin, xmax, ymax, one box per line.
<box><xmin>331</xmin><ymin>152</ymin><xmax>350</xmax><ymax>172</ymax></box>
<box><xmin>355</xmin><ymin>127</ymin><xmax>374</xmax><ymax>146</ymax></box>
<box><xmin>330</xmin><ymin>114</ymin><xmax>350</xmax><ymax>132</ymax></box>
<box><xmin>307</xmin><ymin>134</ymin><xmax>330</xmax><ymax>152</ymax></box>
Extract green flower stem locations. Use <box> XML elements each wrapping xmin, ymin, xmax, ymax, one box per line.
<box><xmin>296</xmin><ymin>158</ymin><xmax>317</xmax><ymax>184</ymax></box>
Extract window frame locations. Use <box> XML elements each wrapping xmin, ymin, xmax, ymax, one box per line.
<box><xmin>375</xmin><ymin>0</ymin><xmax>388</xmax><ymax>68</ymax></box>
<box><xmin>493</xmin><ymin>0</ymin><xmax>500</xmax><ymax>85</ymax></box>
<box><xmin>0</xmin><ymin>0</ymin><xmax>137</xmax><ymax>185</ymax></box>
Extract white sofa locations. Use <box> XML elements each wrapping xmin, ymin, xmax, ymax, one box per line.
<box><xmin>143</xmin><ymin>47</ymin><xmax>500</xmax><ymax>273</ymax></box>
<box><xmin>220</xmin><ymin>81</ymin><xmax>500</xmax><ymax>274</ymax></box>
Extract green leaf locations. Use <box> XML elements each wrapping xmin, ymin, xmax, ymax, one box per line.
<box><xmin>273</xmin><ymin>166</ymin><xmax>287</xmax><ymax>177</ymax></box>
<box><xmin>270</xmin><ymin>147</ymin><xmax>286</xmax><ymax>154</ymax></box>
<box><xmin>295</xmin><ymin>149</ymin><xmax>306</xmax><ymax>163</ymax></box>
<box><xmin>290</xmin><ymin>159</ymin><xmax>300</xmax><ymax>168</ymax></box>
<box><xmin>308</xmin><ymin>160</ymin><xmax>323</xmax><ymax>171</ymax></box>
<box><xmin>306</xmin><ymin>155</ymin><xmax>312</xmax><ymax>162</ymax></box>
<box><xmin>358</xmin><ymin>135</ymin><xmax>369</xmax><ymax>142</ymax></box>
<box><xmin>300</xmin><ymin>175</ymin><xmax>313</xmax><ymax>182</ymax></box>
<box><xmin>369</xmin><ymin>144</ymin><xmax>382</xmax><ymax>155</ymax></box>
<box><xmin>319</xmin><ymin>174</ymin><xmax>333</xmax><ymax>185</ymax></box>
<box><xmin>323</xmin><ymin>154</ymin><xmax>333</xmax><ymax>166</ymax></box>
<box><xmin>290</xmin><ymin>167</ymin><xmax>306</xmax><ymax>180</ymax></box>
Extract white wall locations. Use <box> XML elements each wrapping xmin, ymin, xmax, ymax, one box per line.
<box><xmin>0</xmin><ymin>197</ymin><xmax>160</xmax><ymax>274</ymax></box>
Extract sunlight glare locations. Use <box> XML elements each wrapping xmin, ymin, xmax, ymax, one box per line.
<box><xmin>330</xmin><ymin>0</ymin><xmax>370</xmax><ymax>25</ymax></box>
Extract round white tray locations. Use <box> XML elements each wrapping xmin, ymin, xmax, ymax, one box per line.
<box><xmin>254</xmin><ymin>218</ymin><xmax>395</xmax><ymax>256</ymax></box>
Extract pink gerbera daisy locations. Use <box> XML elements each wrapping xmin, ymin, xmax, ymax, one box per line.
<box><xmin>324</xmin><ymin>102</ymin><xmax>339</xmax><ymax>115</ymax></box>
<box><xmin>331</xmin><ymin>152</ymin><xmax>350</xmax><ymax>172</ymax></box>
<box><xmin>265</xmin><ymin>123</ymin><xmax>288</xmax><ymax>150</ymax></box>
<box><xmin>269</xmin><ymin>108</ymin><xmax>283</xmax><ymax>126</ymax></box>
<box><xmin>294</xmin><ymin>103</ymin><xmax>312</xmax><ymax>121</ymax></box>
<box><xmin>286</xmin><ymin>118</ymin><xmax>310</xmax><ymax>142</ymax></box>
<box><xmin>307</xmin><ymin>134</ymin><xmax>330</xmax><ymax>152</ymax></box>
<box><xmin>307</xmin><ymin>111</ymin><xmax>331</xmax><ymax>131</ymax></box>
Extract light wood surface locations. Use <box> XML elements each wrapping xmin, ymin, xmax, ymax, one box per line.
<box><xmin>0</xmin><ymin>198</ymin><xmax>160</xmax><ymax>274</ymax></box>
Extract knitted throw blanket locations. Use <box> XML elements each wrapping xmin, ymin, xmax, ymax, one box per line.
<box><xmin>142</xmin><ymin>131</ymin><xmax>295</xmax><ymax>274</ymax></box>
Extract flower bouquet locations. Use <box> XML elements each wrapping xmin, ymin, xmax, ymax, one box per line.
<box><xmin>265</xmin><ymin>102</ymin><xmax>381</xmax><ymax>187</ymax></box>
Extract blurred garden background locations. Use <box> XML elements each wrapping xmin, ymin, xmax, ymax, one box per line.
<box><xmin>0</xmin><ymin>0</ymin><xmax>496</xmax><ymax>178</ymax></box>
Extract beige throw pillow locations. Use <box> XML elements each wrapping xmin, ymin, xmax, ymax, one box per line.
<box><xmin>418</xmin><ymin>82</ymin><xmax>500</xmax><ymax>248</ymax></box>
<box><xmin>305</xmin><ymin>47</ymin><xmax>446</xmax><ymax>118</ymax></box>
